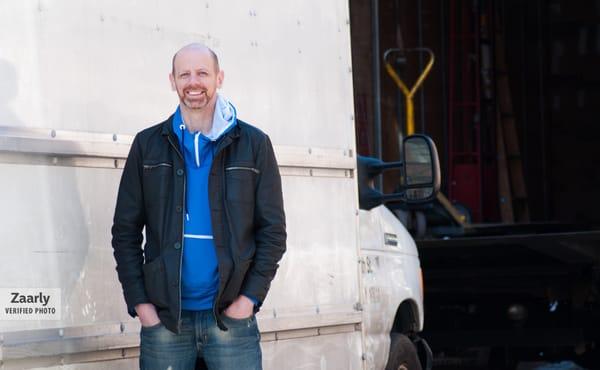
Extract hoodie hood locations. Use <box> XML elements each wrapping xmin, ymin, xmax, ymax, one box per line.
<box><xmin>172</xmin><ymin>94</ymin><xmax>237</xmax><ymax>168</ymax></box>
<box><xmin>205</xmin><ymin>94</ymin><xmax>237</xmax><ymax>140</ymax></box>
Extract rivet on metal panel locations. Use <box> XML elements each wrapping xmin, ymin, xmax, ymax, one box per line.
<box><xmin>120</xmin><ymin>322</ymin><xmax>125</xmax><ymax>333</ymax></box>
<box><xmin>112</xmin><ymin>134</ymin><xmax>118</xmax><ymax>142</ymax></box>
<box><xmin>50</xmin><ymin>129</ymin><xmax>56</xmax><ymax>138</ymax></box>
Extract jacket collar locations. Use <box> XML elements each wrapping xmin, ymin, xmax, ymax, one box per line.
<box><xmin>160</xmin><ymin>114</ymin><xmax>241</xmax><ymax>153</ymax></box>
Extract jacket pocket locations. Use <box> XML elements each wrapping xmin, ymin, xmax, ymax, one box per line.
<box><xmin>221</xmin><ymin>258</ymin><xmax>253</xmax><ymax>306</ymax></box>
<box><xmin>225</xmin><ymin>162</ymin><xmax>257</xmax><ymax>203</ymax></box>
<box><xmin>143</xmin><ymin>162</ymin><xmax>173</xmax><ymax>170</ymax></box>
<box><xmin>142</xmin><ymin>161</ymin><xmax>173</xmax><ymax>203</ymax></box>
<box><xmin>142</xmin><ymin>257</ymin><xmax>170</xmax><ymax>309</ymax></box>
<box><xmin>225</xmin><ymin>166</ymin><xmax>260</xmax><ymax>174</ymax></box>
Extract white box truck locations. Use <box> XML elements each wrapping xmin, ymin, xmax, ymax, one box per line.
<box><xmin>0</xmin><ymin>1</ymin><xmax>439</xmax><ymax>369</ymax></box>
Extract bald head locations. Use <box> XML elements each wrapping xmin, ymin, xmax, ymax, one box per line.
<box><xmin>172</xmin><ymin>43</ymin><xmax>220</xmax><ymax>75</ymax></box>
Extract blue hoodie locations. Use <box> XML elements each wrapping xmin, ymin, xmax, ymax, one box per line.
<box><xmin>172</xmin><ymin>95</ymin><xmax>237</xmax><ymax>310</ymax></box>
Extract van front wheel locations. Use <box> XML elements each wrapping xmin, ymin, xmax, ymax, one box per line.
<box><xmin>385</xmin><ymin>333</ymin><xmax>422</xmax><ymax>370</ymax></box>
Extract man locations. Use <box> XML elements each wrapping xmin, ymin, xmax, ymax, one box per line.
<box><xmin>111</xmin><ymin>43</ymin><xmax>286</xmax><ymax>370</ymax></box>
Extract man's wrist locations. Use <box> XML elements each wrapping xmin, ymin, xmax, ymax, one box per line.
<box><xmin>241</xmin><ymin>294</ymin><xmax>259</xmax><ymax>307</ymax></box>
<box><xmin>135</xmin><ymin>303</ymin><xmax>155</xmax><ymax>315</ymax></box>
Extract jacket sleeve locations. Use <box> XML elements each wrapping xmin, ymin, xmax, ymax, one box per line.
<box><xmin>111</xmin><ymin>134</ymin><xmax>148</xmax><ymax>318</ymax></box>
<box><xmin>240</xmin><ymin>134</ymin><xmax>287</xmax><ymax>307</ymax></box>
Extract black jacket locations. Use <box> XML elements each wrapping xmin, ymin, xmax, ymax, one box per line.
<box><xmin>111</xmin><ymin>115</ymin><xmax>286</xmax><ymax>333</ymax></box>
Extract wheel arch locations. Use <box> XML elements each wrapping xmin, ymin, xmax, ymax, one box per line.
<box><xmin>391</xmin><ymin>299</ymin><xmax>420</xmax><ymax>335</ymax></box>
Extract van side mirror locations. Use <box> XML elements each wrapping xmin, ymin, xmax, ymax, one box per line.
<box><xmin>403</xmin><ymin>135</ymin><xmax>441</xmax><ymax>202</ymax></box>
<box><xmin>357</xmin><ymin>134</ymin><xmax>441</xmax><ymax>210</ymax></box>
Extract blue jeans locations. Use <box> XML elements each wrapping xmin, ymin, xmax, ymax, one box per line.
<box><xmin>139</xmin><ymin>310</ymin><xmax>262</xmax><ymax>370</ymax></box>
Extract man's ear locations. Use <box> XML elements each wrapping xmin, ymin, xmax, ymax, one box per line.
<box><xmin>217</xmin><ymin>70</ymin><xmax>224</xmax><ymax>88</ymax></box>
<box><xmin>169</xmin><ymin>73</ymin><xmax>176</xmax><ymax>91</ymax></box>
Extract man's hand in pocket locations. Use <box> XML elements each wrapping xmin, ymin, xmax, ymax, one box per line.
<box><xmin>135</xmin><ymin>303</ymin><xmax>161</xmax><ymax>327</ymax></box>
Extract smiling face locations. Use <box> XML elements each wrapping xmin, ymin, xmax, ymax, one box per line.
<box><xmin>169</xmin><ymin>46</ymin><xmax>224</xmax><ymax>112</ymax></box>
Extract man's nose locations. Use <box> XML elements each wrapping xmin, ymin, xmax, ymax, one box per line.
<box><xmin>189</xmin><ymin>74</ymin><xmax>202</xmax><ymax>84</ymax></box>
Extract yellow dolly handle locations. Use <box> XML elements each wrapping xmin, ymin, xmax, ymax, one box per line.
<box><xmin>383</xmin><ymin>48</ymin><xmax>435</xmax><ymax>135</ymax></box>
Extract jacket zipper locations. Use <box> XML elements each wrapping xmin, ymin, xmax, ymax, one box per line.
<box><xmin>166</xmin><ymin>134</ymin><xmax>186</xmax><ymax>334</ymax></box>
<box><xmin>143</xmin><ymin>163</ymin><xmax>173</xmax><ymax>170</ymax></box>
<box><xmin>225</xmin><ymin>166</ymin><xmax>260</xmax><ymax>174</ymax></box>
<box><xmin>212</xmin><ymin>158</ymin><xmax>226</xmax><ymax>330</ymax></box>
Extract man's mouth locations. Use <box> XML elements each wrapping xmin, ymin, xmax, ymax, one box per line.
<box><xmin>186</xmin><ymin>90</ymin><xmax>205</xmax><ymax>97</ymax></box>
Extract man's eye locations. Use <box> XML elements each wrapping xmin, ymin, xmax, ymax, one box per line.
<box><xmin>180</xmin><ymin>73</ymin><xmax>190</xmax><ymax>78</ymax></box>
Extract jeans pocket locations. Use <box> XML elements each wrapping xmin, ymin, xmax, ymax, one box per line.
<box><xmin>141</xmin><ymin>321</ymin><xmax>163</xmax><ymax>333</ymax></box>
<box><xmin>220</xmin><ymin>313</ymin><xmax>259</xmax><ymax>340</ymax></box>
<box><xmin>222</xmin><ymin>313</ymin><xmax>255</xmax><ymax>327</ymax></box>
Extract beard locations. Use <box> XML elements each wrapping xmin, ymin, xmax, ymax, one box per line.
<box><xmin>177</xmin><ymin>87</ymin><xmax>212</xmax><ymax>110</ymax></box>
